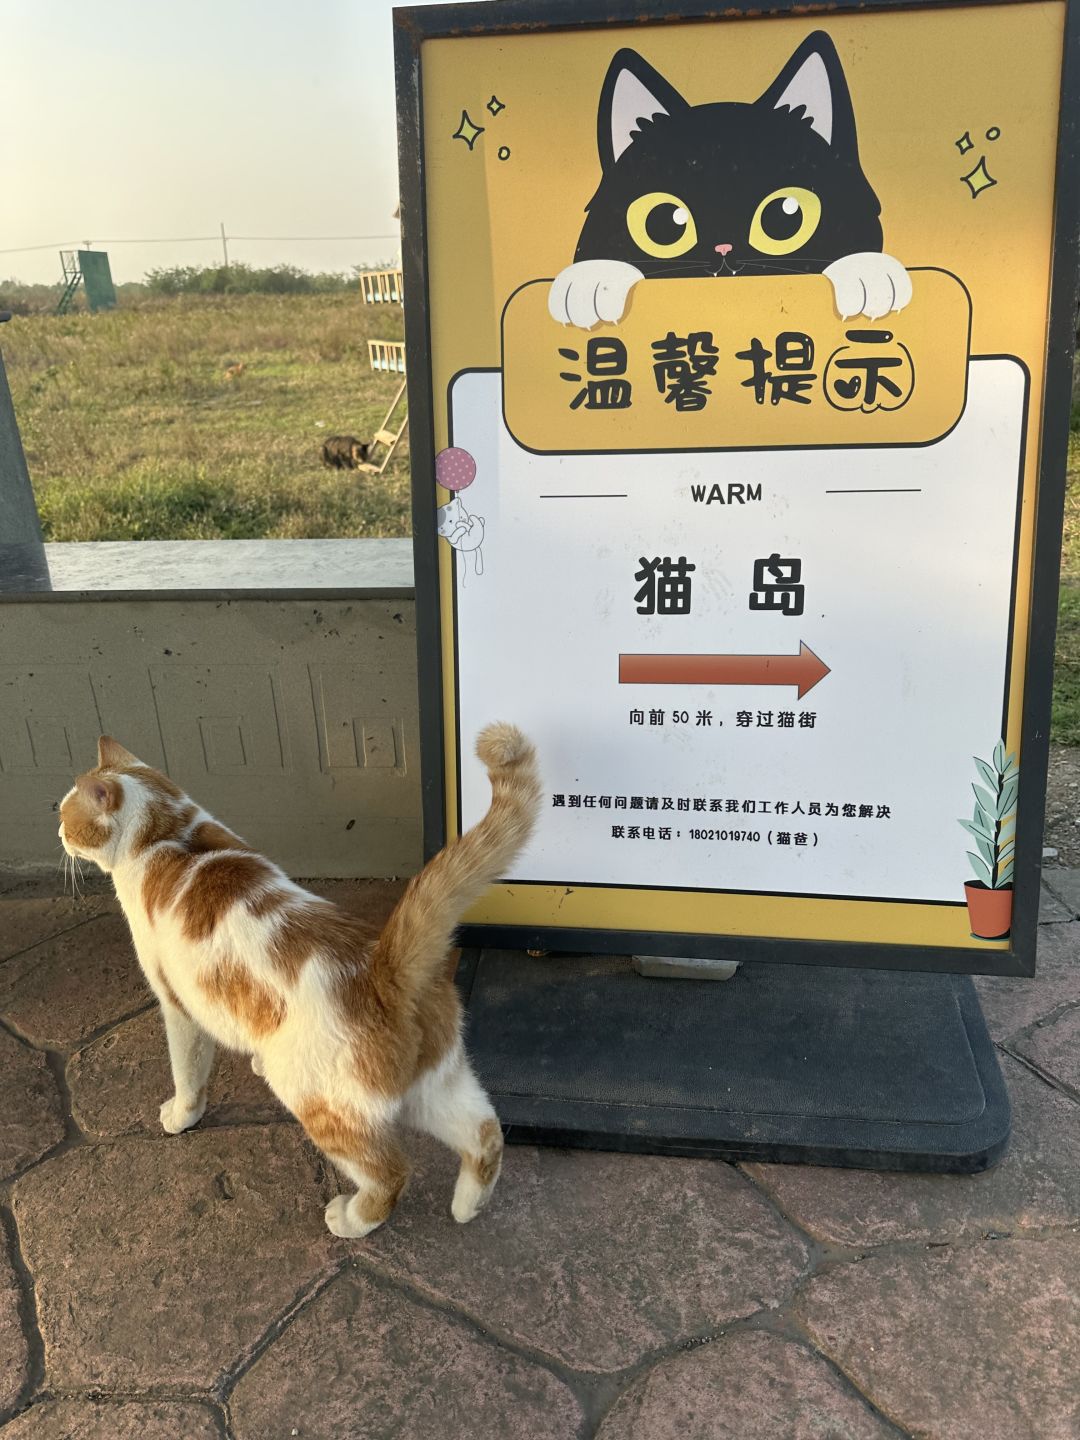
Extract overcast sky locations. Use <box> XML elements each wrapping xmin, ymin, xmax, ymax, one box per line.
<box><xmin>3</xmin><ymin>0</ymin><xmax>468</xmax><ymax>284</ymax></box>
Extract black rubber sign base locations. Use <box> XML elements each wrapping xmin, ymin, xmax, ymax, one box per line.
<box><xmin>457</xmin><ymin>950</ymin><xmax>1011</xmax><ymax>1173</ymax></box>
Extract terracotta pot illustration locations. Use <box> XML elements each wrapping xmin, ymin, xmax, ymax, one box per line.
<box><xmin>964</xmin><ymin>881</ymin><xmax>1013</xmax><ymax>940</ymax></box>
<box><xmin>959</xmin><ymin>741</ymin><xmax>1018</xmax><ymax>941</ymax></box>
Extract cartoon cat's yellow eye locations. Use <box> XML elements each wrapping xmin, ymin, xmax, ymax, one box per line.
<box><xmin>626</xmin><ymin>192</ymin><xmax>698</xmax><ymax>259</ymax></box>
<box><xmin>749</xmin><ymin>188</ymin><xmax>821</xmax><ymax>256</ymax></box>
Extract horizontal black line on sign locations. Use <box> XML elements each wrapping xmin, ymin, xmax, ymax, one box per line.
<box><xmin>540</xmin><ymin>493</ymin><xmax>629</xmax><ymax>499</ymax></box>
<box><xmin>825</xmin><ymin>487</ymin><xmax>923</xmax><ymax>494</ymax></box>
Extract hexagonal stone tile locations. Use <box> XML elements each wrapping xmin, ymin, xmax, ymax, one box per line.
<box><xmin>0</xmin><ymin>1242</ymin><xmax>30</xmax><ymax>1415</ymax></box>
<box><xmin>1012</xmin><ymin>1000</ymin><xmax>1080</xmax><ymax>1091</ymax></box>
<box><xmin>796</xmin><ymin>1234</ymin><xmax>1080</xmax><ymax>1440</ymax></box>
<box><xmin>1040</xmin><ymin>884</ymin><xmax>1074</xmax><ymax>924</ymax></box>
<box><xmin>12</xmin><ymin>1127</ymin><xmax>338</xmax><ymax>1390</ymax></box>
<box><xmin>230</xmin><ymin>1269</ymin><xmax>583</xmax><ymax>1440</ymax></box>
<box><xmin>0</xmin><ymin>1030</ymin><xmax>64</xmax><ymax>1180</ymax></box>
<box><xmin>744</xmin><ymin>1056</ymin><xmax>1080</xmax><ymax>1245</ymax></box>
<box><xmin>0</xmin><ymin>892</ymin><xmax>113</xmax><ymax>963</ymax></box>
<box><xmin>1</xmin><ymin>1399</ymin><xmax>223</xmax><ymax>1438</ymax></box>
<box><xmin>0</xmin><ymin>915</ymin><xmax>149</xmax><ymax>1050</ymax></box>
<box><xmin>1042</xmin><ymin>868</ymin><xmax>1080</xmax><ymax>918</ymax></box>
<box><xmin>363</xmin><ymin>1140</ymin><xmax>808</xmax><ymax>1372</ymax></box>
<box><xmin>976</xmin><ymin>922</ymin><xmax>1080</xmax><ymax>1041</ymax></box>
<box><xmin>596</xmin><ymin>1330</ymin><xmax>894</xmax><ymax>1439</ymax></box>
<box><xmin>68</xmin><ymin>1009</ymin><xmax>286</xmax><ymax>1137</ymax></box>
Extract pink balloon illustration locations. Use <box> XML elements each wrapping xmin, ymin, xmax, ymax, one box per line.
<box><xmin>436</xmin><ymin>446</ymin><xmax>476</xmax><ymax>492</ymax></box>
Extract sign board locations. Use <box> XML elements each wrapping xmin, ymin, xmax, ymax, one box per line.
<box><xmin>78</xmin><ymin>250</ymin><xmax>117</xmax><ymax>312</ymax></box>
<box><xmin>397</xmin><ymin>0</ymin><xmax>1080</xmax><ymax>976</ymax></box>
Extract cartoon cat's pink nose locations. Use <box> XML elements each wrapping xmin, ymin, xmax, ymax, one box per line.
<box><xmin>714</xmin><ymin>243</ymin><xmax>733</xmax><ymax>256</ymax></box>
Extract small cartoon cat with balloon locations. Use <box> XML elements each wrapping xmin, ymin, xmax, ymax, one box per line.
<box><xmin>437</xmin><ymin>495</ymin><xmax>486</xmax><ymax>578</ymax></box>
<box><xmin>549</xmin><ymin>31</ymin><xmax>911</xmax><ymax>330</ymax></box>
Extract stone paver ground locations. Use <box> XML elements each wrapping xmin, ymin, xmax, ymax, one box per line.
<box><xmin>1</xmin><ymin>870</ymin><xmax>1078</xmax><ymax>1439</ymax></box>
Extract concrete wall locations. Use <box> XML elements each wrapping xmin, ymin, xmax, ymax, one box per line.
<box><xmin>0</xmin><ymin>542</ymin><xmax>422</xmax><ymax>878</ymax></box>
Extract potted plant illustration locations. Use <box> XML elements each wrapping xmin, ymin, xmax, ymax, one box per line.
<box><xmin>958</xmin><ymin>741</ymin><xmax>1018</xmax><ymax>939</ymax></box>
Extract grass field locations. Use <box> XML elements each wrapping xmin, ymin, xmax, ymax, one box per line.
<box><xmin>5</xmin><ymin>292</ymin><xmax>408</xmax><ymax>540</ymax></box>
<box><xmin>5</xmin><ymin>292</ymin><xmax>1080</xmax><ymax>744</ymax></box>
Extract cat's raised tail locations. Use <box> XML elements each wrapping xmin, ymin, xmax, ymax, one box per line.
<box><xmin>373</xmin><ymin>723</ymin><xmax>541</xmax><ymax>993</ymax></box>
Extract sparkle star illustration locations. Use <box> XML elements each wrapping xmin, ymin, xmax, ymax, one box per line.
<box><xmin>452</xmin><ymin>110</ymin><xmax>484</xmax><ymax>150</ymax></box>
<box><xmin>962</xmin><ymin>157</ymin><xmax>997</xmax><ymax>198</ymax></box>
<box><xmin>486</xmin><ymin>95</ymin><xmax>505</xmax><ymax>116</ymax></box>
<box><xmin>955</xmin><ymin>131</ymin><xmax>973</xmax><ymax>154</ymax></box>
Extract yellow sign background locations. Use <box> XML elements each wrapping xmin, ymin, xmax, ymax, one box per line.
<box><xmin>421</xmin><ymin>3</ymin><xmax>1065</xmax><ymax>949</ymax></box>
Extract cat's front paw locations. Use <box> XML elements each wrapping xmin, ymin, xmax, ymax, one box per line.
<box><xmin>823</xmin><ymin>253</ymin><xmax>912</xmax><ymax>321</ymax></box>
<box><xmin>548</xmin><ymin>259</ymin><xmax>644</xmax><ymax>329</ymax></box>
<box><xmin>160</xmin><ymin>1094</ymin><xmax>206</xmax><ymax>1134</ymax></box>
<box><xmin>324</xmin><ymin>1193</ymin><xmax>382</xmax><ymax>1240</ymax></box>
<box><xmin>250</xmin><ymin>1054</ymin><xmax>265</xmax><ymax>1078</ymax></box>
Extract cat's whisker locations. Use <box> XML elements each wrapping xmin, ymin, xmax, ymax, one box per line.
<box><xmin>641</xmin><ymin>254</ymin><xmax>847</xmax><ymax>278</ymax></box>
<box><xmin>62</xmin><ymin>849</ymin><xmax>85</xmax><ymax>900</ymax></box>
<box><xmin>739</xmin><ymin>257</ymin><xmax>831</xmax><ymax>271</ymax></box>
<box><xmin>643</xmin><ymin>261</ymin><xmax>714</xmax><ymax>277</ymax></box>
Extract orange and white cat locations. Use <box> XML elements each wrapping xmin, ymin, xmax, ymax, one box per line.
<box><xmin>59</xmin><ymin>726</ymin><xmax>540</xmax><ymax>1238</ymax></box>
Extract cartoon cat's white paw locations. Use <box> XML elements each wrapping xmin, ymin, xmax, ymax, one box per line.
<box><xmin>548</xmin><ymin>259</ymin><xmax>644</xmax><ymax>329</ymax></box>
<box><xmin>160</xmin><ymin>1094</ymin><xmax>205</xmax><ymax>1134</ymax></box>
<box><xmin>823</xmin><ymin>253</ymin><xmax>912</xmax><ymax>321</ymax></box>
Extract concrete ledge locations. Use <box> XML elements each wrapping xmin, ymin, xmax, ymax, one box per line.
<box><xmin>0</xmin><ymin>538</ymin><xmax>414</xmax><ymax>601</ymax></box>
<box><xmin>0</xmin><ymin>541</ymin><xmax>421</xmax><ymax>877</ymax></box>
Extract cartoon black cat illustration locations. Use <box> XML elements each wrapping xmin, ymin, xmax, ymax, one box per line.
<box><xmin>549</xmin><ymin>32</ymin><xmax>911</xmax><ymax>329</ymax></box>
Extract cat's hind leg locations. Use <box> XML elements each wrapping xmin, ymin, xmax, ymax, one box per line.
<box><xmin>406</xmin><ymin>1048</ymin><xmax>504</xmax><ymax>1223</ymax></box>
<box><xmin>157</xmin><ymin>994</ymin><xmax>216</xmax><ymax>1134</ymax></box>
<box><xmin>296</xmin><ymin>1101</ymin><xmax>409</xmax><ymax>1239</ymax></box>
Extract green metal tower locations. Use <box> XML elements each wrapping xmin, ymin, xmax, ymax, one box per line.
<box><xmin>56</xmin><ymin>250</ymin><xmax>118</xmax><ymax>314</ymax></box>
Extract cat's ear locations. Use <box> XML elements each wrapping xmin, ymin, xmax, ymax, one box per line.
<box><xmin>97</xmin><ymin>736</ymin><xmax>141</xmax><ymax>771</ymax></box>
<box><xmin>77</xmin><ymin>771</ymin><xmax>123</xmax><ymax>812</ymax></box>
<box><xmin>598</xmin><ymin>49</ymin><xmax>688</xmax><ymax>171</ymax></box>
<box><xmin>757</xmin><ymin>31</ymin><xmax>859</xmax><ymax>157</ymax></box>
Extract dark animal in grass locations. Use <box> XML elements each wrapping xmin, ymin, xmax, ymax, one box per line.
<box><xmin>321</xmin><ymin>436</ymin><xmax>370</xmax><ymax>470</ymax></box>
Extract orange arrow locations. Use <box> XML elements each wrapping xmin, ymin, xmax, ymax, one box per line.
<box><xmin>619</xmin><ymin>641</ymin><xmax>830</xmax><ymax>699</ymax></box>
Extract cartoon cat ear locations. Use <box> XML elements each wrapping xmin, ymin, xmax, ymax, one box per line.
<box><xmin>757</xmin><ymin>31</ymin><xmax>858</xmax><ymax>156</ymax></box>
<box><xmin>97</xmin><ymin>735</ymin><xmax>141</xmax><ymax>770</ymax></box>
<box><xmin>598</xmin><ymin>49</ymin><xmax>688</xmax><ymax>170</ymax></box>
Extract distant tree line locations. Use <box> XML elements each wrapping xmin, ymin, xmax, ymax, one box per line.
<box><xmin>144</xmin><ymin>262</ymin><xmax>360</xmax><ymax>296</ymax></box>
<box><xmin>0</xmin><ymin>278</ymin><xmax>149</xmax><ymax>314</ymax></box>
<box><xmin>0</xmin><ymin>262</ymin><xmax>389</xmax><ymax>313</ymax></box>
